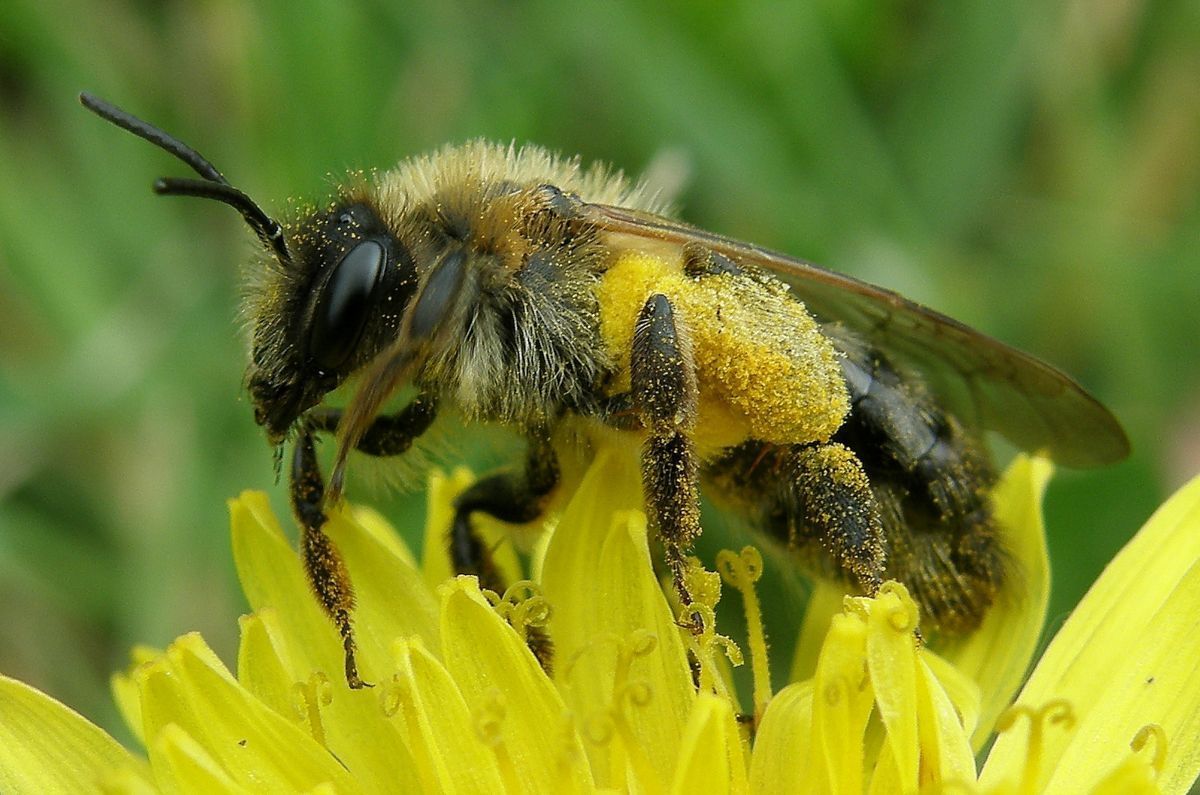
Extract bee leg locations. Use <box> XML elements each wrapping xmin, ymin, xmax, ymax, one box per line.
<box><xmin>448</xmin><ymin>432</ymin><xmax>559</xmax><ymax>672</ymax></box>
<box><xmin>784</xmin><ymin>442</ymin><xmax>887</xmax><ymax>596</ymax></box>
<box><xmin>291</xmin><ymin>428</ymin><xmax>369</xmax><ymax>689</ymax></box>
<box><xmin>294</xmin><ymin>396</ymin><xmax>440</xmax><ymax>690</ymax></box>
<box><xmin>630</xmin><ymin>293</ymin><xmax>702</xmax><ymax>626</ymax></box>
<box><xmin>307</xmin><ymin>394</ymin><xmax>438</xmax><ymax>456</ymax></box>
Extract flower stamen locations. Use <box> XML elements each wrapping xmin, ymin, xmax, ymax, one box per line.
<box><xmin>877</xmin><ymin>581</ymin><xmax>921</xmax><ymax>634</ymax></box>
<box><xmin>717</xmin><ymin>546</ymin><xmax>772</xmax><ymax>719</ymax></box>
<box><xmin>1130</xmin><ymin>723</ymin><xmax>1167</xmax><ymax>776</ymax></box>
<box><xmin>681</xmin><ymin>571</ymin><xmax>744</xmax><ymax>697</ymax></box>
<box><xmin>994</xmin><ymin>699</ymin><xmax>1076</xmax><ymax>793</ymax></box>
<box><xmin>486</xmin><ymin>579</ymin><xmax>553</xmax><ymax>642</ymax></box>
<box><xmin>290</xmin><ymin>671</ymin><xmax>333</xmax><ymax>748</ymax></box>
<box><xmin>474</xmin><ymin>690</ymin><xmax>523</xmax><ymax>794</ymax></box>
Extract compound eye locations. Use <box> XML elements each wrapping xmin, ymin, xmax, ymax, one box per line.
<box><xmin>309</xmin><ymin>239</ymin><xmax>385</xmax><ymax>371</ymax></box>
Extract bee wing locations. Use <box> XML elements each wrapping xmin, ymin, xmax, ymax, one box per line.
<box><xmin>585</xmin><ymin>203</ymin><xmax>1129</xmax><ymax>468</ymax></box>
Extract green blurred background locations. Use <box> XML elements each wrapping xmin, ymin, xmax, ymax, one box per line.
<box><xmin>0</xmin><ymin>0</ymin><xmax>1196</xmax><ymax>741</ymax></box>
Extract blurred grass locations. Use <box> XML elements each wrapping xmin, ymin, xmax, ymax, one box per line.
<box><xmin>0</xmin><ymin>0</ymin><xmax>1196</xmax><ymax>741</ymax></box>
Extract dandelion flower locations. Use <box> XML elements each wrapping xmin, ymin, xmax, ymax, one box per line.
<box><xmin>1</xmin><ymin>452</ymin><xmax>1199</xmax><ymax>793</ymax></box>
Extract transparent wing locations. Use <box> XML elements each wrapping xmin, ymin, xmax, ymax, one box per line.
<box><xmin>585</xmin><ymin>203</ymin><xmax>1129</xmax><ymax>468</ymax></box>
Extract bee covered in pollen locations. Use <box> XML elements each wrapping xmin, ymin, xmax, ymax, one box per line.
<box><xmin>80</xmin><ymin>93</ymin><xmax>1129</xmax><ymax>688</ymax></box>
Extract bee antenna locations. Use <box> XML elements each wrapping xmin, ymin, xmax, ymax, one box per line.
<box><xmin>79</xmin><ymin>92</ymin><xmax>292</xmax><ymax>266</ymax></box>
<box><xmin>154</xmin><ymin>177</ymin><xmax>291</xmax><ymax>265</ymax></box>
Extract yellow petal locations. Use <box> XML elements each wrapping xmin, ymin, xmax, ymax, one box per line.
<box><xmin>791</xmin><ymin>580</ymin><xmax>848</xmax><ymax>683</ymax></box>
<box><xmin>922</xmin><ymin>651</ymin><xmax>981</xmax><ymax>743</ymax></box>
<box><xmin>810</xmin><ymin>610</ymin><xmax>874</xmax><ymax>794</ymax></box>
<box><xmin>867</xmin><ymin>735</ymin><xmax>904</xmax><ymax>795</ymax></box>
<box><xmin>235</xmin><ymin>610</ymin><xmax>295</xmax><ymax>719</ymax></box>
<box><xmin>230</xmin><ymin>492</ymin><xmax>356</xmax><ymax>680</ymax></box>
<box><xmin>324</xmin><ymin>498</ymin><xmax>442</xmax><ymax>660</ymax></box>
<box><xmin>136</xmin><ymin>633</ymin><xmax>356</xmax><ymax>792</ymax></box>
<box><xmin>230</xmin><ymin>490</ymin><xmax>440</xmax><ymax>688</ymax></box>
<box><xmin>111</xmin><ymin>645</ymin><xmax>160</xmax><ymax>747</ymax></box>
<box><xmin>101</xmin><ymin>765</ymin><xmax>160</xmax><ymax>795</ymax></box>
<box><xmin>439</xmin><ymin>578</ymin><xmax>594</xmax><ymax>793</ymax></box>
<box><xmin>539</xmin><ymin>451</ymin><xmax>695</xmax><ymax>790</ymax></box>
<box><xmin>913</xmin><ymin>656</ymin><xmax>976</xmax><ymax>786</ymax></box>
<box><xmin>1090</xmin><ymin>726</ymin><xmax>1165</xmax><ymax>795</ymax></box>
<box><xmin>937</xmin><ymin>455</ymin><xmax>1053</xmax><ymax>747</ymax></box>
<box><xmin>150</xmin><ymin>723</ymin><xmax>249</xmax><ymax>794</ymax></box>
<box><xmin>0</xmin><ymin>674</ymin><xmax>143</xmax><ymax>794</ymax></box>
<box><xmin>385</xmin><ymin>638</ymin><xmax>506</xmax><ymax>793</ymax></box>
<box><xmin>749</xmin><ymin>681</ymin><xmax>814</xmax><ymax>794</ymax></box>
<box><xmin>865</xmin><ymin>587</ymin><xmax>920</xmax><ymax>789</ymax></box>
<box><xmin>236</xmin><ymin>610</ymin><xmax>423</xmax><ymax>794</ymax></box>
<box><xmin>350</xmin><ymin>503</ymin><xmax>418</xmax><ymax>569</ymax></box>
<box><xmin>982</xmin><ymin>473</ymin><xmax>1200</xmax><ymax>793</ymax></box>
<box><xmin>1091</xmin><ymin>764</ymin><xmax>1162</xmax><ymax>795</ymax></box>
<box><xmin>670</xmin><ymin>692</ymin><xmax>747</xmax><ymax>795</ymax></box>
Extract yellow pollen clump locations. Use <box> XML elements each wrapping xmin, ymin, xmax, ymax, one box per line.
<box><xmin>596</xmin><ymin>251</ymin><xmax>848</xmax><ymax>449</ymax></box>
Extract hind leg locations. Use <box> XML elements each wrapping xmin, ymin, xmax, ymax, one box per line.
<box><xmin>707</xmin><ymin>441</ymin><xmax>887</xmax><ymax>597</ymax></box>
<box><xmin>783</xmin><ymin>443</ymin><xmax>887</xmax><ymax>595</ymax></box>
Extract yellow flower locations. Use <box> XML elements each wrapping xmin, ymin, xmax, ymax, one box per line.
<box><xmin>0</xmin><ymin>451</ymin><xmax>1198</xmax><ymax>793</ymax></box>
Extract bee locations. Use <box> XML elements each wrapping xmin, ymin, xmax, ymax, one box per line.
<box><xmin>81</xmin><ymin>93</ymin><xmax>1128</xmax><ymax>689</ymax></box>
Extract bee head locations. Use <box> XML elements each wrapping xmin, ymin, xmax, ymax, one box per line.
<box><xmin>79</xmin><ymin>93</ymin><xmax>421</xmax><ymax>443</ymax></box>
<box><xmin>246</xmin><ymin>199</ymin><xmax>420</xmax><ymax>441</ymax></box>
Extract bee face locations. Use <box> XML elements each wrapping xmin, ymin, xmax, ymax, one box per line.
<box><xmin>246</xmin><ymin>200</ymin><xmax>419</xmax><ymax>442</ymax></box>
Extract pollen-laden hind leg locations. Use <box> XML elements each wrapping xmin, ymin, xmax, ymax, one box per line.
<box><xmin>706</xmin><ymin>442</ymin><xmax>887</xmax><ymax>598</ymax></box>
<box><xmin>828</xmin><ymin>326</ymin><xmax>1005</xmax><ymax>634</ymax></box>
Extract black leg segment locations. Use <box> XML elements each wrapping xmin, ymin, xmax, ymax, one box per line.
<box><xmin>630</xmin><ymin>293</ymin><xmax>702</xmax><ymax>615</ymax></box>
<box><xmin>448</xmin><ymin>432</ymin><xmax>560</xmax><ymax>673</ymax></box>
<box><xmin>291</xmin><ymin>429</ymin><xmax>367</xmax><ymax>688</ymax></box>
<box><xmin>290</xmin><ymin>395</ymin><xmax>439</xmax><ymax>689</ymax></box>
<box><xmin>308</xmin><ymin>393</ymin><xmax>438</xmax><ymax>457</ymax></box>
<box><xmin>449</xmin><ymin>432</ymin><xmax>559</xmax><ymax>593</ymax></box>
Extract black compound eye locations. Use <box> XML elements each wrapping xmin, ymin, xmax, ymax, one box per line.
<box><xmin>309</xmin><ymin>239</ymin><xmax>386</xmax><ymax>371</ymax></box>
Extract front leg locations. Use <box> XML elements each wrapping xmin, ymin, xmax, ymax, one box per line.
<box><xmin>291</xmin><ymin>430</ymin><xmax>366</xmax><ymax>688</ymax></box>
<box><xmin>307</xmin><ymin>393</ymin><xmax>438</xmax><ymax>457</ymax></box>
<box><xmin>292</xmin><ymin>395</ymin><xmax>439</xmax><ymax>689</ymax></box>
<box><xmin>630</xmin><ymin>293</ymin><xmax>702</xmax><ymax>618</ymax></box>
